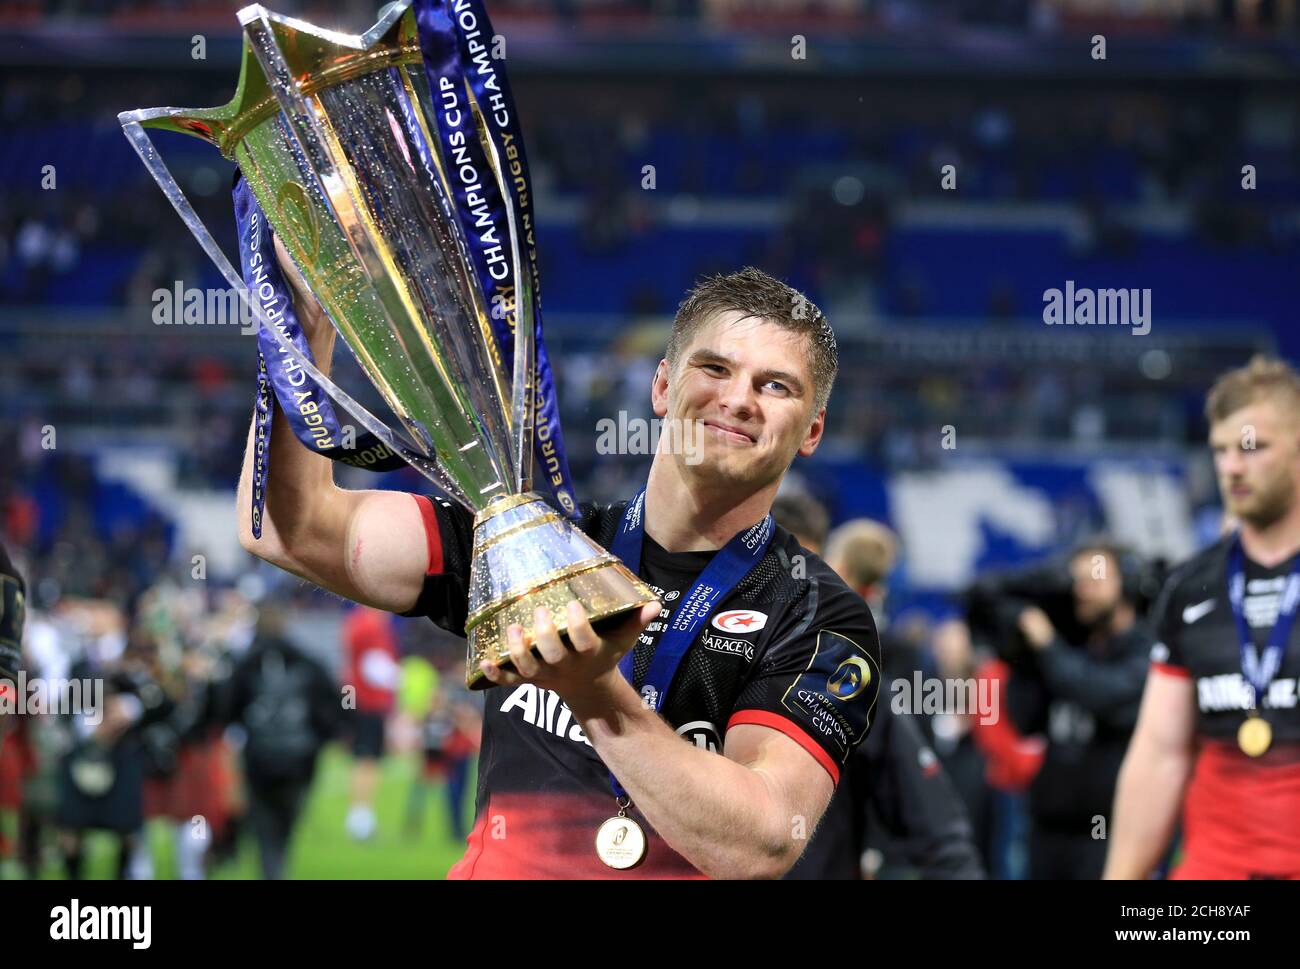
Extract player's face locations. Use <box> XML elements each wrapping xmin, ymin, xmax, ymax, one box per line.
<box><xmin>1071</xmin><ymin>551</ymin><xmax>1122</xmax><ymax>626</ymax></box>
<box><xmin>652</xmin><ymin>311</ymin><xmax>825</xmax><ymax>490</ymax></box>
<box><xmin>1210</xmin><ymin>398</ymin><xmax>1300</xmax><ymax>529</ymax></box>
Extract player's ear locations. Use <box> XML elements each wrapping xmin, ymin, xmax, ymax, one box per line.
<box><xmin>797</xmin><ymin>406</ymin><xmax>825</xmax><ymax>458</ymax></box>
<box><xmin>651</xmin><ymin>359</ymin><xmax>670</xmax><ymax>418</ymax></box>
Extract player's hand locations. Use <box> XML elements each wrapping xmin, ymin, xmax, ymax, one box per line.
<box><xmin>479</xmin><ymin>600</ymin><xmax>661</xmax><ymax>708</ymax></box>
<box><xmin>272</xmin><ymin>231</ymin><xmax>329</xmax><ymax>338</ymax></box>
<box><xmin>1017</xmin><ymin>606</ymin><xmax>1056</xmax><ymax>651</ymax></box>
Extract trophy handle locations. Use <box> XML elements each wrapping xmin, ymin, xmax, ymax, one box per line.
<box><xmin>119</xmin><ymin>118</ymin><xmax>471</xmax><ymax>506</ymax></box>
<box><xmin>239</xmin><ymin>5</ymin><xmax>517</xmax><ymax>504</ymax></box>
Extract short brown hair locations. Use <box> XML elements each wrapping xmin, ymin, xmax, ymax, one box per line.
<box><xmin>1206</xmin><ymin>354</ymin><xmax>1300</xmax><ymax>423</ymax></box>
<box><xmin>824</xmin><ymin>519</ymin><xmax>898</xmax><ymax>589</ymax></box>
<box><xmin>771</xmin><ymin>492</ymin><xmax>831</xmax><ymax>550</ymax></box>
<box><xmin>666</xmin><ymin>267</ymin><xmax>838</xmax><ymax>412</ymax></box>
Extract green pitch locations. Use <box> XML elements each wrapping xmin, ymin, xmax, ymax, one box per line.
<box><xmin>23</xmin><ymin>746</ymin><xmax>474</xmax><ymax>880</ymax></box>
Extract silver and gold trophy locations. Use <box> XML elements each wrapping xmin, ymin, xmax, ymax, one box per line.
<box><xmin>119</xmin><ymin>1</ymin><xmax>657</xmax><ymax>688</ymax></box>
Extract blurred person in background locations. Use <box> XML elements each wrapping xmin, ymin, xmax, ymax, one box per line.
<box><xmin>930</xmin><ymin>618</ymin><xmax>1020</xmax><ymax>878</ymax></box>
<box><xmin>1108</xmin><ymin>356</ymin><xmax>1300</xmax><ymax>880</ymax></box>
<box><xmin>772</xmin><ymin>497</ymin><xmax>984</xmax><ymax>879</ymax></box>
<box><xmin>131</xmin><ymin>584</ymin><xmax>238</xmax><ymax>880</ymax></box>
<box><xmin>126</xmin><ymin>632</ymin><xmax>182</xmax><ymax>880</ymax></box>
<box><xmin>0</xmin><ymin>541</ymin><xmax>27</xmax><ymax>875</ymax></box>
<box><xmin>1011</xmin><ymin>541</ymin><xmax>1151</xmax><ymax>879</ymax></box>
<box><xmin>160</xmin><ymin>644</ymin><xmax>235</xmax><ymax>880</ymax></box>
<box><xmin>194</xmin><ymin>589</ymin><xmax>256</xmax><ymax>871</ymax></box>
<box><xmin>215</xmin><ymin>601</ymin><xmax>340</xmax><ymax>880</ymax></box>
<box><xmin>3</xmin><ymin>585</ymin><xmax>75</xmax><ymax>879</ymax></box>
<box><xmin>340</xmin><ymin>605</ymin><xmax>400</xmax><ymax>842</ymax></box>
<box><xmin>55</xmin><ymin>608</ymin><xmax>173</xmax><ymax>880</ymax></box>
<box><xmin>0</xmin><ymin>540</ymin><xmax>21</xmax><ymax>686</ymax></box>
<box><xmin>401</xmin><ymin>658</ymin><xmax>481</xmax><ymax>845</ymax></box>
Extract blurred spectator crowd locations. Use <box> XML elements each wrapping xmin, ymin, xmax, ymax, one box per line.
<box><xmin>5</xmin><ymin>0</ymin><xmax>1300</xmax><ymax>34</ymax></box>
<box><xmin>0</xmin><ymin>575</ymin><xmax>478</xmax><ymax>879</ymax></box>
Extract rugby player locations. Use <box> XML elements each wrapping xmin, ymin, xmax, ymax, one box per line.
<box><xmin>0</xmin><ymin>540</ymin><xmax>26</xmax><ymax>754</ymax></box>
<box><xmin>1105</xmin><ymin>355</ymin><xmax>1300</xmax><ymax>879</ymax></box>
<box><xmin>0</xmin><ymin>541</ymin><xmax>21</xmax><ymax>684</ymax></box>
<box><xmin>238</xmin><ymin>253</ymin><xmax>881</xmax><ymax>878</ymax></box>
<box><xmin>340</xmin><ymin>605</ymin><xmax>400</xmax><ymax>842</ymax></box>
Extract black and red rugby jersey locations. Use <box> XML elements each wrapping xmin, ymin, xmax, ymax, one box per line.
<box><xmin>1148</xmin><ymin>534</ymin><xmax>1300</xmax><ymax>878</ymax></box>
<box><xmin>404</xmin><ymin>493</ymin><xmax>882</xmax><ymax>879</ymax></box>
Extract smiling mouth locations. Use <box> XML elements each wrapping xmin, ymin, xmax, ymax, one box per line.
<box><xmin>703</xmin><ymin>421</ymin><xmax>755</xmax><ymax>443</ymax></box>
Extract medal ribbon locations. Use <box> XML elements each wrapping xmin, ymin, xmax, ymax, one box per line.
<box><xmin>1226</xmin><ymin>534</ymin><xmax>1300</xmax><ymax>707</ymax></box>
<box><xmin>606</xmin><ymin>488</ymin><xmax>775</xmax><ymax>798</ymax></box>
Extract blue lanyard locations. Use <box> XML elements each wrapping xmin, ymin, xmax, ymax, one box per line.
<box><xmin>1226</xmin><ymin>534</ymin><xmax>1300</xmax><ymax>707</ymax></box>
<box><xmin>605</xmin><ymin>489</ymin><xmax>774</xmax><ymax>798</ymax></box>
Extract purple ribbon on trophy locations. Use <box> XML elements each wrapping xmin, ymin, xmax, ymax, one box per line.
<box><xmin>419</xmin><ymin>0</ymin><xmax>578</xmax><ymax>519</ymax></box>
<box><xmin>234</xmin><ymin>176</ymin><xmax>408</xmax><ymax>538</ymax></box>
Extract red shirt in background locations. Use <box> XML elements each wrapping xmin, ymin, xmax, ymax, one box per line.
<box><xmin>342</xmin><ymin>606</ymin><xmax>399</xmax><ymax>715</ymax></box>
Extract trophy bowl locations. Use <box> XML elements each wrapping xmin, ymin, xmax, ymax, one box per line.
<box><xmin>119</xmin><ymin>1</ymin><xmax>658</xmax><ymax>688</ymax></box>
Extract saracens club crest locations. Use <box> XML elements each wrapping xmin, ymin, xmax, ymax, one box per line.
<box><xmin>711</xmin><ymin>609</ymin><xmax>767</xmax><ymax>636</ymax></box>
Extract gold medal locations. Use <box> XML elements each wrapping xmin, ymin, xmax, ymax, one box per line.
<box><xmin>1238</xmin><ymin>713</ymin><xmax>1272</xmax><ymax>758</ymax></box>
<box><xmin>595</xmin><ymin>800</ymin><xmax>647</xmax><ymax>870</ymax></box>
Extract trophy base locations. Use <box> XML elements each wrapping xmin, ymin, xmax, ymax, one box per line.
<box><xmin>464</xmin><ymin>494</ymin><xmax>659</xmax><ymax>690</ymax></box>
<box><xmin>465</xmin><ymin>575</ymin><xmax>657</xmax><ymax>691</ymax></box>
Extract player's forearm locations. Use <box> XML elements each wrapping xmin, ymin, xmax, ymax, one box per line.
<box><xmin>1103</xmin><ymin>737</ymin><xmax>1193</xmax><ymax>879</ymax></box>
<box><xmin>570</xmin><ymin>680</ymin><xmax>801</xmax><ymax>879</ymax></box>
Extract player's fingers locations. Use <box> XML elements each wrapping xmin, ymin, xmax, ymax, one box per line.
<box><xmin>506</xmin><ymin>623</ymin><xmax>539</xmax><ymax>678</ymax></box>
<box><xmin>566</xmin><ymin>600</ymin><xmax>600</xmax><ymax>653</ymax></box>
<box><xmin>636</xmin><ymin>600</ymin><xmax>661</xmax><ymax>628</ymax></box>
<box><xmin>480</xmin><ymin>660</ymin><xmax>521</xmax><ymax>687</ymax></box>
<box><xmin>604</xmin><ymin>601</ymin><xmax>658</xmax><ymax>655</ymax></box>
<box><xmin>533</xmin><ymin>607</ymin><xmax>566</xmax><ymax>664</ymax></box>
<box><xmin>615</xmin><ymin>601</ymin><xmax>660</xmax><ymax>638</ymax></box>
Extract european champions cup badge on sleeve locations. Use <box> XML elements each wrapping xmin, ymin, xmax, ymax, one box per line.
<box><xmin>780</xmin><ymin>630</ymin><xmax>876</xmax><ymax>762</ymax></box>
<box><xmin>119</xmin><ymin>0</ymin><xmax>659</xmax><ymax>689</ymax></box>
<box><xmin>828</xmin><ymin>655</ymin><xmax>872</xmax><ymax>701</ymax></box>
